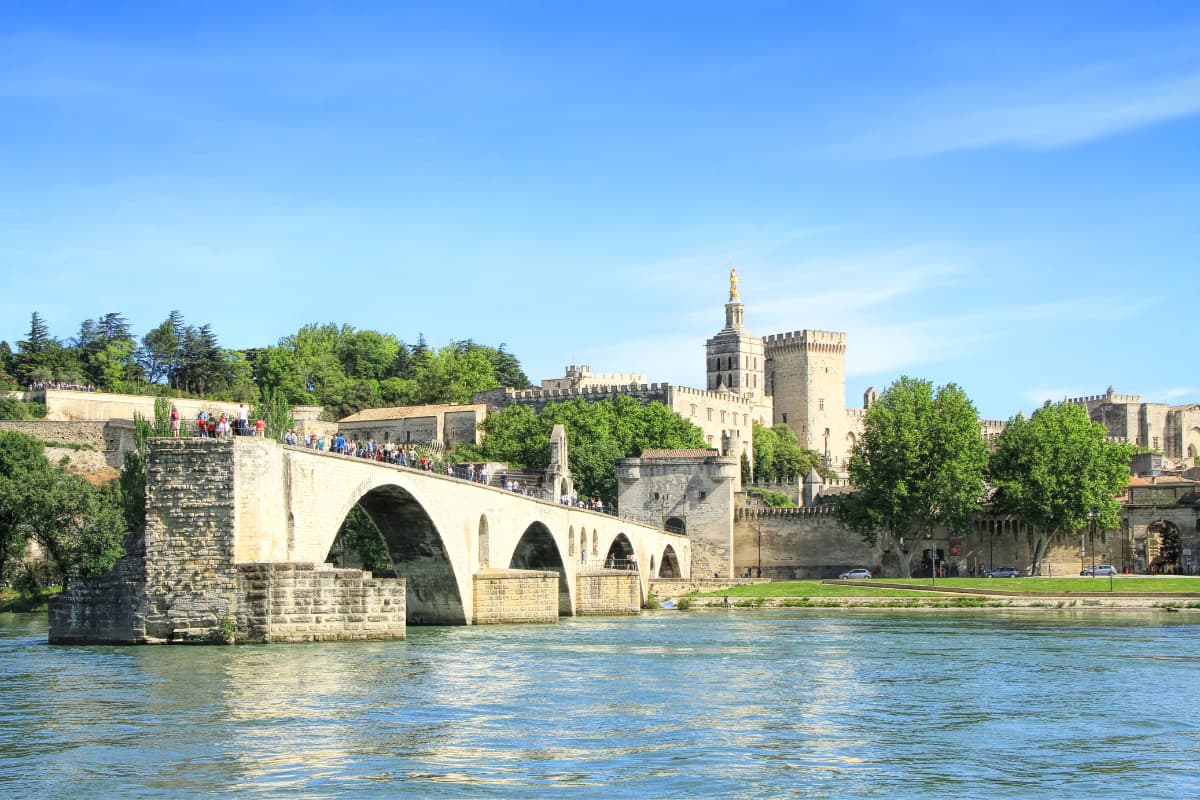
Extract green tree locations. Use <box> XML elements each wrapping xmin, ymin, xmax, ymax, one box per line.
<box><xmin>835</xmin><ymin>377</ymin><xmax>988</xmax><ymax>578</ymax></box>
<box><xmin>328</xmin><ymin>505</ymin><xmax>392</xmax><ymax>571</ymax></box>
<box><xmin>465</xmin><ymin>397</ymin><xmax>705</xmax><ymax>503</ymax></box>
<box><xmin>251</xmin><ymin>386</ymin><xmax>296</xmax><ymax>440</ymax></box>
<box><xmin>751</xmin><ymin>421</ymin><xmax>826</xmax><ymax>483</ymax></box>
<box><xmin>137</xmin><ymin>317</ymin><xmax>181</xmax><ymax>385</ymax></box>
<box><xmin>0</xmin><ymin>432</ymin><xmax>126</xmax><ymax>590</ymax></box>
<box><xmin>989</xmin><ymin>401</ymin><xmax>1134</xmax><ymax>575</ymax></box>
<box><xmin>410</xmin><ymin>344</ymin><xmax>500</xmax><ymax>405</ymax></box>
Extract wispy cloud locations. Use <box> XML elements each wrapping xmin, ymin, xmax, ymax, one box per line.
<box><xmin>841</xmin><ymin>56</ymin><xmax>1200</xmax><ymax>158</ymax></box>
<box><xmin>1160</xmin><ymin>387</ymin><xmax>1196</xmax><ymax>401</ymax></box>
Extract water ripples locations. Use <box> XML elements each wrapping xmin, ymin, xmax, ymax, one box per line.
<box><xmin>2</xmin><ymin>610</ymin><xmax>1199</xmax><ymax>798</ymax></box>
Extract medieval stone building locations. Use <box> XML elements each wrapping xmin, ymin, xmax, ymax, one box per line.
<box><xmin>1066</xmin><ymin>386</ymin><xmax>1200</xmax><ymax>463</ymax></box>
<box><xmin>476</xmin><ymin>269</ymin><xmax>868</xmax><ymax>472</ymax></box>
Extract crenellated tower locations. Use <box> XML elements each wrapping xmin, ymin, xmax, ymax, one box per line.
<box><xmin>763</xmin><ymin>329</ymin><xmax>849</xmax><ymax>467</ymax></box>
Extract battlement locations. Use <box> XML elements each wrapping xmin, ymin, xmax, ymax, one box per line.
<box><xmin>671</xmin><ymin>384</ymin><xmax>758</xmax><ymax>407</ymax></box>
<box><xmin>762</xmin><ymin>329</ymin><xmax>846</xmax><ymax>354</ymax></box>
<box><xmin>548</xmin><ymin>364</ymin><xmax>647</xmax><ymax>388</ymax></box>
<box><xmin>478</xmin><ymin>383</ymin><xmax>672</xmax><ymax>409</ymax></box>
<box><xmin>846</xmin><ymin>408</ymin><xmax>866</xmax><ymax>420</ymax></box>
<box><xmin>736</xmin><ymin>506</ymin><xmax>835</xmax><ymax>519</ymax></box>
<box><xmin>1064</xmin><ymin>391</ymin><xmax>1142</xmax><ymax>406</ymax></box>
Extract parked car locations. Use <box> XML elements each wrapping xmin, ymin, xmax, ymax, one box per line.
<box><xmin>984</xmin><ymin>567</ymin><xmax>1019</xmax><ymax>578</ymax></box>
<box><xmin>839</xmin><ymin>568</ymin><xmax>872</xmax><ymax>580</ymax></box>
<box><xmin>1081</xmin><ymin>565</ymin><xmax>1118</xmax><ymax>576</ymax></box>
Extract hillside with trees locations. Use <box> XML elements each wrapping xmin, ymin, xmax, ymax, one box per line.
<box><xmin>1</xmin><ymin>311</ymin><xmax>532</xmax><ymax>420</ymax></box>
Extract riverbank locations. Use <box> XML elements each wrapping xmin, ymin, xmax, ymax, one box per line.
<box><xmin>0</xmin><ymin>588</ymin><xmax>57</xmax><ymax>613</ymax></box>
<box><xmin>669</xmin><ymin>576</ymin><xmax>1200</xmax><ymax>611</ymax></box>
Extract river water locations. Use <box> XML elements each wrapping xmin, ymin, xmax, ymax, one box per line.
<box><xmin>1</xmin><ymin>609</ymin><xmax>1197</xmax><ymax>799</ymax></box>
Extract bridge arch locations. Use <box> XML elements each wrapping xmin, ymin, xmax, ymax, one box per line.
<box><xmin>659</xmin><ymin>544</ymin><xmax>681</xmax><ymax>578</ymax></box>
<box><xmin>665</xmin><ymin>516</ymin><xmax>686</xmax><ymax>534</ymax></box>
<box><xmin>603</xmin><ymin>533</ymin><xmax>634</xmax><ymax>569</ymax></box>
<box><xmin>509</xmin><ymin>522</ymin><xmax>573</xmax><ymax>615</ymax></box>
<box><xmin>351</xmin><ymin>483</ymin><xmax>466</xmax><ymax>625</ymax></box>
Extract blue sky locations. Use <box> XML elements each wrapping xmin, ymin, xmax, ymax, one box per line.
<box><xmin>2</xmin><ymin>1</ymin><xmax>1197</xmax><ymax>420</ymax></box>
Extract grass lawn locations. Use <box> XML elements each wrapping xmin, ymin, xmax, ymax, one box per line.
<box><xmin>891</xmin><ymin>577</ymin><xmax>1200</xmax><ymax>594</ymax></box>
<box><xmin>691</xmin><ymin>576</ymin><xmax>1200</xmax><ymax>598</ymax></box>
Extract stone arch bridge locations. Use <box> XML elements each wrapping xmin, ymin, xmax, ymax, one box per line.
<box><xmin>51</xmin><ymin>438</ymin><xmax>690</xmax><ymax>644</ymax></box>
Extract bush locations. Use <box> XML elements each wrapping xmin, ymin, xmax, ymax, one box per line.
<box><xmin>746</xmin><ymin>487</ymin><xmax>795</xmax><ymax>508</ymax></box>
<box><xmin>0</xmin><ymin>397</ymin><xmax>48</xmax><ymax>420</ymax></box>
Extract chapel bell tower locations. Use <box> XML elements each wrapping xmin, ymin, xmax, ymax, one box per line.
<box><xmin>705</xmin><ymin>268</ymin><xmax>765</xmax><ymax>399</ymax></box>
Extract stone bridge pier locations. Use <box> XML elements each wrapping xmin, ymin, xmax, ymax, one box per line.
<box><xmin>50</xmin><ymin>438</ymin><xmax>690</xmax><ymax>644</ymax></box>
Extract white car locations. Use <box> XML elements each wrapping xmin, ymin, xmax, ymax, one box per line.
<box><xmin>839</xmin><ymin>568</ymin><xmax>871</xmax><ymax>580</ymax></box>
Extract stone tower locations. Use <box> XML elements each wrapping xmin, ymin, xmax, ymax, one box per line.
<box><xmin>763</xmin><ymin>330</ymin><xmax>849</xmax><ymax>468</ymax></box>
<box><xmin>705</xmin><ymin>267</ymin><xmax>766</xmax><ymax>400</ymax></box>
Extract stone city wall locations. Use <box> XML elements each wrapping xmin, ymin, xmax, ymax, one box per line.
<box><xmin>734</xmin><ymin>507</ymin><xmax>1089</xmax><ymax>579</ymax></box>
<box><xmin>17</xmin><ymin>389</ymin><xmax>250</xmax><ymax>425</ymax></box>
<box><xmin>575</xmin><ymin>572</ymin><xmax>641</xmax><ymax>615</ymax></box>
<box><xmin>0</xmin><ymin>418</ymin><xmax>137</xmax><ymax>469</ymax></box>
<box><xmin>472</xmin><ymin>569</ymin><xmax>560</xmax><ymax>624</ymax></box>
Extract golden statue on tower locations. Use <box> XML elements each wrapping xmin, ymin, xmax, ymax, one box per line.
<box><xmin>729</xmin><ymin>267</ymin><xmax>740</xmax><ymax>301</ymax></box>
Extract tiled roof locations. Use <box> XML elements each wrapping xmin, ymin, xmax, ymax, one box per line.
<box><xmin>639</xmin><ymin>448</ymin><xmax>721</xmax><ymax>458</ymax></box>
<box><xmin>1127</xmin><ymin>475</ymin><xmax>1199</xmax><ymax>487</ymax></box>
<box><xmin>338</xmin><ymin>403</ymin><xmax>487</xmax><ymax>423</ymax></box>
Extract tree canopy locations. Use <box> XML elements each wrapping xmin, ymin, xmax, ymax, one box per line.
<box><xmin>751</xmin><ymin>420</ymin><xmax>828</xmax><ymax>483</ymax></box>
<box><xmin>0</xmin><ymin>432</ymin><xmax>127</xmax><ymax>591</ymax></box>
<box><xmin>459</xmin><ymin>396</ymin><xmax>706</xmax><ymax>503</ymax></box>
<box><xmin>989</xmin><ymin>401</ymin><xmax>1134</xmax><ymax>575</ymax></box>
<box><xmin>3</xmin><ymin>310</ymin><xmax>532</xmax><ymax>420</ymax></box>
<box><xmin>835</xmin><ymin>376</ymin><xmax>989</xmax><ymax>577</ymax></box>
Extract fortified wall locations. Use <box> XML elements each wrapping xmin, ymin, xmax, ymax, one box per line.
<box><xmin>0</xmin><ymin>418</ymin><xmax>137</xmax><ymax>469</ymax></box>
<box><xmin>732</xmin><ymin>507</ymin><xmax>1092</xmax><ymax>579</ymax></box>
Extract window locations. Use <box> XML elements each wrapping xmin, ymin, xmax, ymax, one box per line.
<box><xmin>1153</xmin><ymin>437</ymin><xmax>1160</xmax><ymax>450</ymax></box>
<box><xmin>690</xmin><ymin>404</ymin><xmax>697</xmax><ymax>417</ymax></box>
<box><xmin>699</xmin><ymin>490</ymin><xmax>707</xmax><ymax>501</ymax></box>
<box><xmin>819</xmin><ymin>398</ymin><xmax>825</xmax><ymax>411</ymax></box>
<box><xmin>782</xmin><ymin>413</ymin><xmax>788</xmax><ymax>423</ymax></box>
<box><xmin>707</xmin><ymin>408</ymin><xmax>713</xmax><ymax>421</ymax></box>
<box><xmin>721</xmin><ymin>410</ymin><xmax>726</xmax><ymax>423</ymax></box>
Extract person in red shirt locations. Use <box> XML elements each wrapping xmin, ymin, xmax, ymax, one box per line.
<box><xmin>254</xmin><ymin>418</ymin><xmax>266</xmax><ymax>437</ymax></box>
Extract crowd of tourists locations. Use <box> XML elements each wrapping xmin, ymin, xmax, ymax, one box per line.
<box><xmin>171</xmin><ymin>404</ymin><xmax>264</xmax><ymax>438</ymax></box>
<box><xmin>27</xmin><ymin>381</ymin><xmax>96</xmax><ymax>392</ymax></box>
<box><xmin>560</xmin><ymin>491</ymin><xmax>609</xmax><ymax>514</ymax></box>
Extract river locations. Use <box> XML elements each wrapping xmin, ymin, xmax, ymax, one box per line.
<box><xmin>1</xmin><ymin>609</ymin><xmax>1197</xmax><ymax>798</ymax></box>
